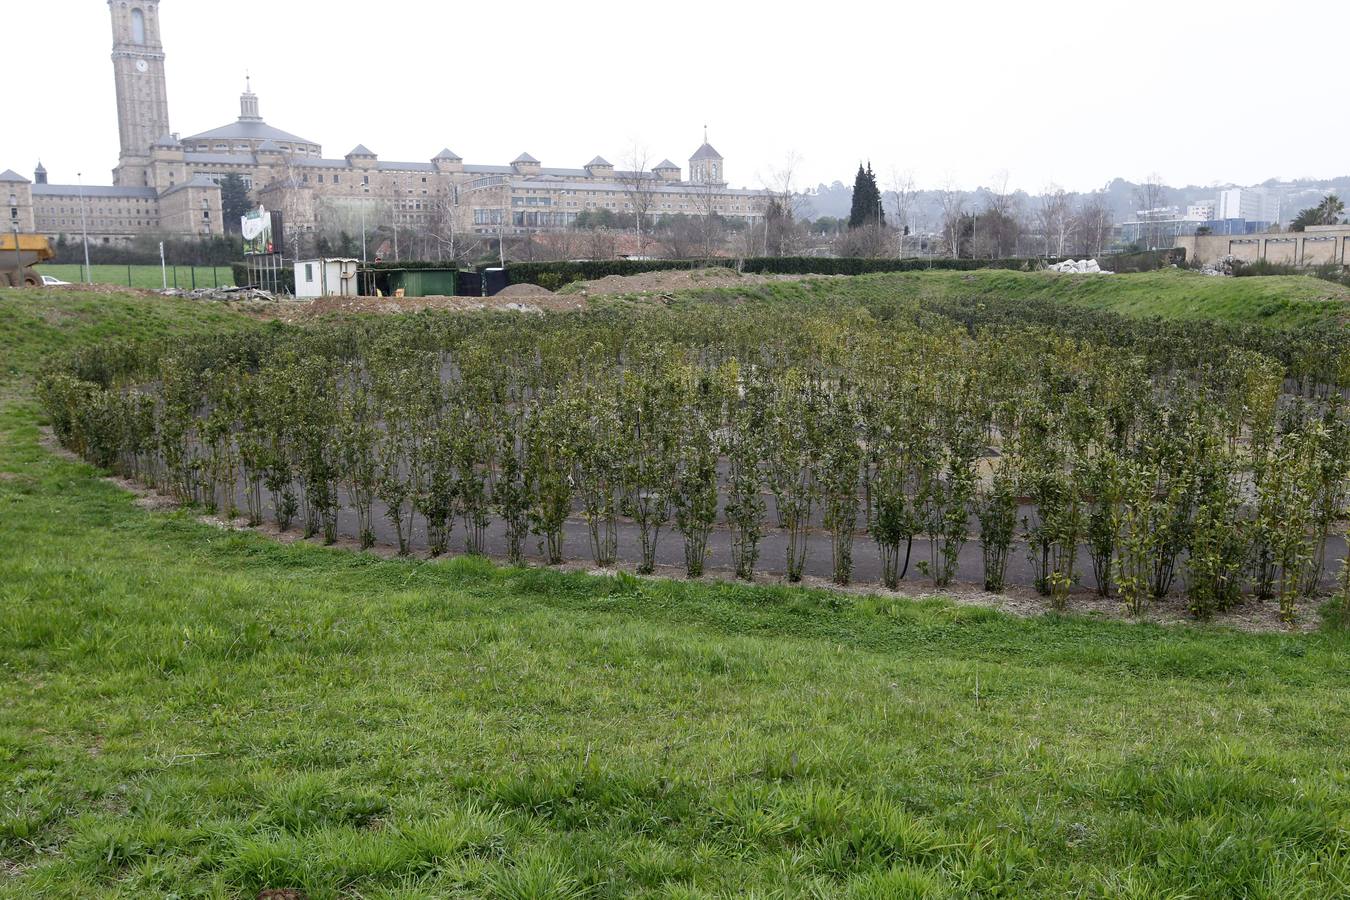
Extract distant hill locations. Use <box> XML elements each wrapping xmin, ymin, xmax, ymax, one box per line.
<box><xmin>798</xmin><ymin>175</ymin><xmax>1350</xmax><ymax>230</ymax></box>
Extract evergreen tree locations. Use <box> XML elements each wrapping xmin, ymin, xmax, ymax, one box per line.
<box><xmin>219</xmin><ymin>174</ymin><xmax>252</xmax><ymax>235</ymax></box>
<box><xmin>848</xmin><ymin>162</ymin><xmax>885</xmax><ymax>230</ymax></box>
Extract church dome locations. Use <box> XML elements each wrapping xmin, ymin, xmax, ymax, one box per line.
<box><xmin>180</xmin><ymin>84</ymin><xmax>320</xmax><ymax>155</ymax></box>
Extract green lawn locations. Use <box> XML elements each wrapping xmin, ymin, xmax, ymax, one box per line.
<box><xmin>1</xmin><ymin>286</ymin><xmax>1348</xmax><ymax>898</ymax></box>
<box><xmin>38</xmin><ymin>264</ymin><xmax>235</xmax><ymax>291</ymax></box>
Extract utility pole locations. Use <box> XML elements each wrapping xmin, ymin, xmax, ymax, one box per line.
<box><xmin>77</xmin><ymin>172</ymin><xmax>91</xmax><ymax>283</ymax></box>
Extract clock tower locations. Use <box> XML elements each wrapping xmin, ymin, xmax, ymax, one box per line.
<box><xmin>109</xmin><ymin>1</ymin><xmax>171</xmax><ymax>186</ymax></box>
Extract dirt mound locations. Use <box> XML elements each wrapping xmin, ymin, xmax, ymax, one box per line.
<box><xmin>497</xmin><ymin>282</ymin><xmax>557</xmax><ymax>298</ymax></box>
<box><xmin>567</xmin><ymin>267</ymin><xmax>823</xmax><ymax>297</ymax></box>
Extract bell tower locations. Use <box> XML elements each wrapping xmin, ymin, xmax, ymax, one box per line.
<box><xmin>109</xmin><ymin>1</ymin><xmax>171</xmax><ymax>186</ymax></box>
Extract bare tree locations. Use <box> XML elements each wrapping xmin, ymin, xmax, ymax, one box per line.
<box><xmin>1037</xmin><ymin>185</ymin><xmax>1074</xmax><ymax>258</ymax></box>
<box><xmin>586</xmin><ymin>227</ymin><xmax>618</xmax><ymax>260</ymax></box>
<box><xmin>834</xmin><ymin>223</ymin><xmax>890</xmax><ymax>258</ymax></box>
<box><xmin>620</xmin><ymin>145</ymin><xmax>656</xmax><ymax>257</ymax></box>
<box><xmin>690</xmin><ymin>179</ymin><xmax>725</xmax><ymax>258</ymax></box>
<box><xmin>1134</xmin><ymin>172</ymin><xmax>1167</xmax><ymax>249</ymax></box>
<box><xmin>758</xmin><ymin>153</ymin><xmax>805</xmax><ymax>256</ymax></box>
<box><xmin>656</xmin><ymin>214</ymin><xmax>702</xmax><ymax>259</ymax></box>
<box><xmin>889</xmin><ymin>169</ymin><xmax>917</xmax><ymax>256</ymax></box>
<box><xmin>980</xmin><ymin>171</ymin><xmax>1022</xmax><ymax>258</ymax></box>
<box><xmin>1073</xmin><ymin>196</ymin><xmax>1113</xmax><ymax>258</ymax></box>
<box><xmin>938</xmin><ymin>181</ymin><xmax>966</xmax><ymax>259</ymax></box>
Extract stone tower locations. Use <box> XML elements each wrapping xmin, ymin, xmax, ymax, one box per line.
<box><xmin>109</xmin><ymin>0</ymin><xmax>171</xmax><ymax>186</ymax></box>
<box><xmin>689</xmin><ymin>133</ymin><xmax>725</xmax><ymax>187</ymax></box>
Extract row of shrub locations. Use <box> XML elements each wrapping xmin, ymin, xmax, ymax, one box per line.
<box><xmin>39</xmin><ymin>287</ymin><xmax>1348</xmax><ymax>623</ymax></box>
<box><xmin>502</xmin><ymin>250</ymin><xmax>1186</xmax><ymax>288</ymax></box>
<box><xmin>222</xmin><ymin>249</ymin><xmax>1188</xmax><ymax>295</ymax></box>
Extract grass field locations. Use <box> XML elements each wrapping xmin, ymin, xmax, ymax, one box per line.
<box><xmin>727</xmin><ymin>268</ymin><xmax>1350</xmax><ymax>331</ymax></box>
<box><xmin>1</xmin><ymin>285</ymin><xmax>1348</xmax><ymax>898</ymax></box>
<box><xmin>38</xmin><ymin>264</ymin><xmax>234</xmax><ymax>291</ymax></box>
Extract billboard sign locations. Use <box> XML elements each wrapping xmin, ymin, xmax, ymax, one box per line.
<box><xmin>242</xmin><ymin>206</ymin><xmax>274</xmax><ymax>255</ymax></box>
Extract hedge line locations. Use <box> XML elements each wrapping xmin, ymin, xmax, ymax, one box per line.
<box><xmin>225</xmin><ymin>249</ymin><xmax>1185</xmax><ymax>294</ymax></box>
<box><xmin>504</xmin><ymin>250</ymin><xmax>1185</xmax><ymax>288</ymax></box>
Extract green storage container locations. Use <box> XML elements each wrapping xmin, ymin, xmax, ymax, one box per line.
<box><xmin>383</xmin><ymin>268</ymin><xmax>459</xmax><ymax>297</ymax></box>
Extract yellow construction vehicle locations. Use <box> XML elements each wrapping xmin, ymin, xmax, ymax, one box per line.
<box><xmin>0</xmin><ymin>233</ymin><xmax>55</xmax><ymax>287</ymax></box>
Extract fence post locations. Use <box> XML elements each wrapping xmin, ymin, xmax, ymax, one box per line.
<box><xmin>191</xmin><ymin>267</ymin><xmax>196</xmax><ymax>290</ymax></box>
<box><xmin>173</xmin><ymin>265</ymin><xmax>178</xmax><ymax>290</ymax></box>
<box><xmin>213</xmin><ymin>266</ymin><xmax>218</xmax><ymax>287</ymax></box>
<box><xmin>128</xmin><ymin>264</ymin><xmax>132</xmax><ymax>287</ymax></box>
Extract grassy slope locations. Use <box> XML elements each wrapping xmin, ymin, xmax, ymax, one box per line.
<box><xmin>1</xmin><ymin>287</ymin><xmax>1349</xmax><ymax>898</ymax></box>
<box><xmin>0</xmin><ymin>287</ymin><xmax>259</xmax><ymax>388</ymax></box>
<box><xmin>729</xmin><ymin>268</ymin><xmax>1350</xmax><ymax>330</ymax></box>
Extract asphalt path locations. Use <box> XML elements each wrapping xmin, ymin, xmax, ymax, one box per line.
<box><xmin>219</xmin><ymin>477</ymin><xmax>1346</xmax><ymax>594</ymax></box>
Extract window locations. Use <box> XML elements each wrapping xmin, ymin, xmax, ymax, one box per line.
<box><xmin>131</xmin><ymin>8</ymin><xmax>146</xmax><ymax>44</ymax></box>
<box><xmin>304</xmin><ymin>263</ymin><xmax>313</xmax><ymax>282</ymax></box>
<box><xmin>362</xmin><ymin>175</ymin><xmax>369</xmax><ymax>185</ymax></box>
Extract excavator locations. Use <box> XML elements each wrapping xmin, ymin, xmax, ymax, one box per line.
<box><xmin>0</xmin><ymin>233</ymin><xmax>54</xmax><ymax>287</ymax></box>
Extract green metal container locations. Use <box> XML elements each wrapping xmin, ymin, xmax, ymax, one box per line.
<box><xmin>388</xmin><ymin>268</ymin><xmax>458</xmax><ymax>297</ymax></box>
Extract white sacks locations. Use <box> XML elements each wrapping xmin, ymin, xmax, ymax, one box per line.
<box><xmin>1046</xmin><ymin>258</ymin><xmax>1113</xmax><ymax>275</ymax></box>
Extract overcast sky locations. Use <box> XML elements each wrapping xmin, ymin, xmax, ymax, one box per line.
<box><xmin>7</xmin><ymin>1</ymin><xmax>1347</xmax><ymax>195</ymax></box>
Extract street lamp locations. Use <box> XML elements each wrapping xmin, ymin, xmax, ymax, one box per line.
<box><xmin>9</xmin><ymin>195</ymin><xmax>20</xmax><ymax>285</ymax></box>
<box><xmin>77</xmin><ymin>172</ymin><xmax>92</xmax><ymax>283</ymax></box>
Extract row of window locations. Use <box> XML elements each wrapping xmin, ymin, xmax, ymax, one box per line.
<box><xmin>38</xmin><ymin>219</ymin><xmax>155</xmax><ymax>228</ymax></box>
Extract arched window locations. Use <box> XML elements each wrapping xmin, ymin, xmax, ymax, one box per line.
<box><xmin>131</xmin><ymin>8</ymin><xmax>146</xmax><ymax>44</ymax></box>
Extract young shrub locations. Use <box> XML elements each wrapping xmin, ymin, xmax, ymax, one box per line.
<box><xmin>722</xmin><ymin>366</ymin><xmax>766</xmax><ymax>581</ymax></box>
<box><xmin>1114</xmin><ymin>461</ymin><xmax>1159</xmax><ymax>617</ymax></box>
<box><xmin>671</xmin><ymin>364</ymin><xmax>722</xmax><ymax>578</ymax></box>
<box><xmin>571</xmin><ymin>378</ymin><xmax>622</xmax><ymax>568</ymax></box>
<box><xmin>869</xmin><ymin>398</ymin><xmax>922</xmax><ymax>591</ymax></box>
<box><xmin>525</xmin><ymin>396</ymin><xmax>576</xmax><ymax>566</ymax></box>
<box><xmin>617</xmin><ymin>360</ymin><xmax>679</xmax><ymax>575</ymax></box>
<box><xmin>977</xmin><ymin>466</ymin><xmax>1018</xmax><ymax>593</ymax></box>
<box><xmin>819</xmin><ymin>384</ymin><xmax>863</xmax><ymax>586</ymax></box>
<box><xmin>762</xmin><ymin>369</ymin><xmax>819</xmax><ymax>583</ymax></box>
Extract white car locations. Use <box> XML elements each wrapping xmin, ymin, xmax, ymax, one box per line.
<box><xmin>41</xmin><ymin>275</ymin><xmax>72</xmax><ymax>286</ymax></box>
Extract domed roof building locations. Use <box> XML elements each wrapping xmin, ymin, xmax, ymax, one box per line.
<box><xmin>179</xmin><ymin>80</ymin><xmax>321</xmax><ymax>157</ymax></box>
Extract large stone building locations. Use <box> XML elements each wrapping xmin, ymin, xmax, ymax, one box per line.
<box><xmin>6</xmin><ymin>0</ymin><xmax>768</xmax><ymax>251</ymax></box>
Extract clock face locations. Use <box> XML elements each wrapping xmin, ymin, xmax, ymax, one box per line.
<box><xmin>135</xmin><ymin>59</ymin><xmax>148</xmax><ymax>73</ymax></box>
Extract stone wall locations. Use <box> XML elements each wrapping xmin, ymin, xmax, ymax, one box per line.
<box><xmin>1175</xmin><ymin>226</ymin><xmax>1350</xmax><ymax>266</ymax></box>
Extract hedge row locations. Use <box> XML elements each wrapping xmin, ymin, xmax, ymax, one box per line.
<box><xmin>224</xmin><ymin>249</ymin><xmax>1186</xmax><ymax>295</ymax></box>
<box><xmin>503</xmin><ymin>250</ymin><xmax>1185</xmax><ymax>288</ymax></box>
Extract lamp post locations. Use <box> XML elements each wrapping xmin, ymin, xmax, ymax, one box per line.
<box><xmin>10</xmin><ymin>210</ymin><xmax>20</xmax><ymax>286</ymax></box>
<box><xmin>77</xmin><ymin>172</ymin><xmax>92</xmax><ymax>283</ymax></box>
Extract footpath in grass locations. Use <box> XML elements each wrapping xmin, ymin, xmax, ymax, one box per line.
<box><xmin>39</xmin><ymin>264</ymin><xmax>234</xmax><ymax>291</ymax></box>
<box><xmin>1</xmin><ymin>286</ymin><xmax>1349</xmax><ymax>898</ymax></box>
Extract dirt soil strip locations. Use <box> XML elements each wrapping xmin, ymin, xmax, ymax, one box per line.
<box><xmin>38</xmin><ymin>428</ymin><xmax>1321</xmax><ymax>634</ymax></box>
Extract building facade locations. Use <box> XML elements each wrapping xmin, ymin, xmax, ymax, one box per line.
<box><xmin>5</xmin><ymin>1</ymin><xmax>767</xmax><ymax>251</ymax></box>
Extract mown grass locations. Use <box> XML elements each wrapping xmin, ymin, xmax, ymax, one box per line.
<box><xmin>1</xmin><ymin>285</ymin><xmax>1348</xmax><ymax>898</ymax></box>
<box><xmin>39</xmin><ymin>265</ymin><xmax>234</xmax><ymax>291</ymax></box>
<box><xmin>725</xmin><ymin>268</ymin><xmax>1350</xmax><ymax>330</ymax></box>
